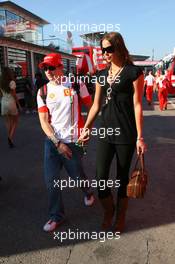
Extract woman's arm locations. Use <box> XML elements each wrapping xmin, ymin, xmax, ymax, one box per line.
<box><xmin>79</xmin><ymin>81</ymin><xmax>103</xmax><ymax>141</ymax></box>
<box><xmin>11</xmin><ymin>89</ymin><xmax>22</xmax><ymax>110</ymax></box>
<box><xmin>9</xmin><ymin>81</ymin><xmax>22</xmax><ymax>110</ymax></box>
<box><xmin>133</xmin><ymin>74</ymin><xmax>147</xmax><ymax>154</ymax></box>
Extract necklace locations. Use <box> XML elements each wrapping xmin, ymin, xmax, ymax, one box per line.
<box><xmin>105</xmin><ymin>66</ymin><xmax>124</xmax><ymax>104</ymax></box>
<box><xmin>108</xmin><ymin>66</ymin><xmax>121</xmax><ymax>82</ymax></box>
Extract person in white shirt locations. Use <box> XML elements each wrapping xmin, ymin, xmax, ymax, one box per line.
<box><xmin>37</xmin><ymin>53</ymin><xmax>95</xmax><ymax>232</ymax></box>
<box><xmin>144</xmin><ymin>71</ymin><xmax>155</xmax><ymax>105</ymax></box>
<box><xmin>0</xmin><ymin>67</ymin><xmax>21</xmax><ymax>148</ymax></box>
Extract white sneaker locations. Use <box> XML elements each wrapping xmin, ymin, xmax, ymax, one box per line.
<box><xmin>43</xmin><ymin>219</ymin><xmax>64</xmax><ymax>232</ymax></box>
<box><xmin>84</xmin><ymin>194</ymin><xmax>95</xmax><ymax>206</ymax></box>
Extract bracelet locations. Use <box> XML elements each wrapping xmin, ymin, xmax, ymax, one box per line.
<box><xmin>48</xmin><ymin>134</ymin><xmax>60</xmax><ymax>146</ymax></box>
<box><xmin>55</xmin><ymin>141</ymin><xmax>61</xmax><ymax>148</ymax></box>
<box><xmin>137</xmin><ymin>137</ymin><xmax>144</xmax><ymax>141</ymax></box>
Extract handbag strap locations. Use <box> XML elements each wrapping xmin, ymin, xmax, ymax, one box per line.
<box><xmin>140</xmin><ymin>153</ymin><xmax>145</xmax><ymax>174</ymax></box>
<box><xmin>134</xmin><ymin>153</ymin><xmax>145</xmax><ymax>173</ymax></box>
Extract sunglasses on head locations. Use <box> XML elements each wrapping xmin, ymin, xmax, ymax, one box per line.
<box><xmin>102</xmin><ymin>46</ymin><xmax>115</xmax><ymax>54</ymax></box>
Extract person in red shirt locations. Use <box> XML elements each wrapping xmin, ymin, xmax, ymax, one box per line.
<box><xmin>156</xmin><ymin>70</ymin><xmax>168</xmax><ymax>111</ymax></box>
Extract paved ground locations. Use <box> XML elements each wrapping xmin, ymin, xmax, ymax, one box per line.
<box><xmin>0</xmin><ymin>95</ymin><xmax>175</xmax><ymax>264</ymax></box>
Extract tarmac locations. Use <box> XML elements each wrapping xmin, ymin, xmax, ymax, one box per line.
<box><xmin>0</xmin><ymin>97</ymin><xmax>175</xmax><ymax>264</ymax></box>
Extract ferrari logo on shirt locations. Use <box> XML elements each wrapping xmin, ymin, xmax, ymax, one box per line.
<box><xmin>64</xmin><ymin>88</ymin><xmax>74</xmax><ymax>96</ymax></box>
<box><xmin>48</xmin><ymin>93</ymin><xmax>56</xmax><ymax>99</ymax></box>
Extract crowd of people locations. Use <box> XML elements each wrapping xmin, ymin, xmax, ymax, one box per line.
<box><xmin>144</xmin><ymin>68</ymin><xmax>172</xmax><ymax>111</ymax></box>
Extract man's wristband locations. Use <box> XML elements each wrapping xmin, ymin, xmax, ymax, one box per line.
<box><xmin>137</xmin><ymin>137</ymin><xmax>144</xmax><ymax>141</ymax></box>
<box><xmin>48</xmin><ymin>134</ymin><xmax>60</xmax><ymax>147</ymax></box>
<box><xmin>55</xmin><ymin>141</ymin><xmax>61</xmax><ymax>148</ymax></box>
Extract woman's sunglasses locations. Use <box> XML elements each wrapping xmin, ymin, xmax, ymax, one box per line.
<box><xmin>102</xmin><ymin>46</ymin><xmax>115</xmax><ymax>54</ymax></box>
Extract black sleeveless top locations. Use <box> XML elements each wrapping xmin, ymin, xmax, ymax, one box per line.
<box><xmin>96</xmin><ymin>64</ymin><xmax>143</xmax><ymax>144</ymax></box>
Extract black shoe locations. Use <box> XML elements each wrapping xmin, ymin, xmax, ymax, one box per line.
<box><xmin>8</xmin><ymin>137</ymin><xmax>15</xmax><ymax>148</ymax></box>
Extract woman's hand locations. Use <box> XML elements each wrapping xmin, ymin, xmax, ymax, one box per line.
<box><xmin>136</xmin><ymin>138</ymin><xmax>147</xmax><ymax>155</ymax></box>
<box><xmin>18</xmin><ymin>104</ymin><xmax>22</xmax><ymax>112</ymax></box>
<box><xmin>78</xmin><ymin>128</ymin><xmax>90</xmax><ymax>144</ymax></box>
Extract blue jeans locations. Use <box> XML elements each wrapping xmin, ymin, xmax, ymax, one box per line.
<box><xmin>44</xmin><ymin>138</ymin><xmax>91</xmax><ymax>222</ymax></box>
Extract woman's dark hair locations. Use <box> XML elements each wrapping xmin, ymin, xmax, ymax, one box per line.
<box><xmin>100</xmin><ymin>32</ymin><xmax>133</xmax><ymax>65</ymax></box>
<box><xmin>0</xmin><ymin>67</ymin><xmax>15</xmax><ymax>93</ymax></box>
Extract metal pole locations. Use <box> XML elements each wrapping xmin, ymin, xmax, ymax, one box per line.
<box><xmin>152</xmin><ymin>49</ymin><xmax>154</xmax><ymax>61</ymax></box>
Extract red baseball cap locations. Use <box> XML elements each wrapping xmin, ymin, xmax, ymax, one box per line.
<box><xmin>39</xmin><ymin>53</ymin><xmax>63</xmax><ymax>69</ymax></box>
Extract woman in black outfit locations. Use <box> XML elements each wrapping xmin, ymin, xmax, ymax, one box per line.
<box><xmin>78</xmin><ymin>32</ymin><xmax>147</xmax><ymax>233</ymax></box>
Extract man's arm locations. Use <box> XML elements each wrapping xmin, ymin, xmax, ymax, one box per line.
<box><xmin>38</xmin><ymin>111</ymin><xmax>55</xmax><ymax>139</ymax></box>
<box><xmin>38</xmin><ymin>105</ymin><xmax>72</xmax><ymax>159</ymax></box>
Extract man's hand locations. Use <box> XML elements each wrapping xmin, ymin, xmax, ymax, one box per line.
<box><xmin>57</xmin><ymin>142</ymin><xmax>72</xmax><ymax>159</ymax></box>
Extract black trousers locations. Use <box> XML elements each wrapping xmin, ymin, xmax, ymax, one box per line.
<box><xmin>96</xmin><ymin>139</ymin><xmax>135</xmax><ymax>199</ymax></box>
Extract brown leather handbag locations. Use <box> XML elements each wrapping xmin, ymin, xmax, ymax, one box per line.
<box><xmin>127</xmin><ymin>154</ymin><xmax>148</xmax><ymax>198</ymax></box>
